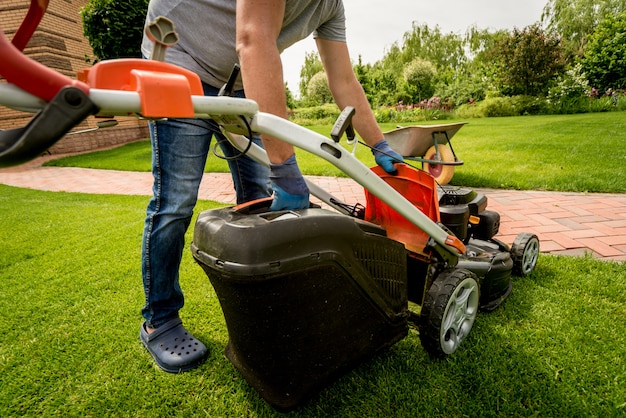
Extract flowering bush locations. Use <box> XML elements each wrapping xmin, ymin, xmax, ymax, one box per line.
<box><xmin>547</xmin><ymin>64</ymin><xmax>590</xmax><ymax>101</ymax></box>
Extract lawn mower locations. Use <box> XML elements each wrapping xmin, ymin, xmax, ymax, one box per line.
<box><xmin>0</xmin><ymin>1</ymin><xmax>539</xmax><ymax>411</ymax></box>
<box><xmin>189</xmin><ymin>105</ymin><xmax>539</xmax><ymax>410</ymax></box>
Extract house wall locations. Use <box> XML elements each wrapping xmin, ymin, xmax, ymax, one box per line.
<box><xmin>0</xmin><ymin>1</ymin><xmax>148</xmax><ymax>155</ymax></box>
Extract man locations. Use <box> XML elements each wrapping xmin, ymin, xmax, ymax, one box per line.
<box><xmin>139</xmin><ymin>0</ymin><xmax>403</xmax><ymax>373</ymax></box>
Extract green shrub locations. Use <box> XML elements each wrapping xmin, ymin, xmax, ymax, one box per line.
<box><xmin>588</xmin><ymin>96</ymin><xmax>616</xmax><ymax>113</ymax></box>
<box><xmin>373</xmin><ymin>107</ymin><xmax>453</xmax><ymax>124</ymax></box>
<box><xmin>475</xmin><ymin>96</ymin><xmax>518</xmax><ymax>117</ymax></box>
<box><xmin>455</xmin><ymin>95</ymin><xmax>550</xmax><ymax>118</ymax></box>
<box><xmin>581</xmin><ymin>11</ymin><xmax>626</xmax><ymax>92</ymax></box>
<box><xmin>548</xmin><ymin>96</ymin><xmax>592</xmax><ymax>114</ymax></box>
<box><xmin>81</xmin><ymin>0</ymin><xmax>149</xmax><ymax>62</ymax></box>
<box><xmin>512</xmin><ymin>95</ymin><xmax>550</xmax><ymax>115</ymax></box>
<box><xmin>305</xmin><ymin>72</ymin><xmax>333</xmax><ymax>105</ymax></box>
<box><xmin>548</xmin><ymin>64</ymin><xmax>590</xmax><ymax>102</ymax></box>
<box><xmin>289</xmin><ymin>104</ymin><xmax>340</xmax><ymax>125</ymax></box>
<box><xmin>402</xmin><ymin>58</ymin><xmax>437</xmax><ymax>103</ymax></box>
<box><xmin>452</xmin><ymin>103</ymin><xmax>484</xmax><ymax>119</ymax></box>
<box><xmin>434</xmin><ymin>74</ymin><xmax>491</xmax><ymax>107</ymax></box>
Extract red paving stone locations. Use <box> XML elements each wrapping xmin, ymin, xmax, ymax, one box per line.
<box><xmin>1</xmin><ymin>158</ymin><xmax>625</xmax><ymax>262</ymax></box>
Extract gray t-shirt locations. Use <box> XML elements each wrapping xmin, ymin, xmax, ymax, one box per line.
<box><xmin>141</xmin><ymin>0</ymin><xmax>346</xmax><ymax>90</ymax></box>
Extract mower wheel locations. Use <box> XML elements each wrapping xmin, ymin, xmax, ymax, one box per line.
<box><xmin>423</xmin><ymin>144</ymin><xmax>455</xmax><ymax>185</ymax></box>
<box><xmin>419</xmin><ymin>268</ymin><xmax>479</xmax><ymax>358</ymax></box>
<box><xmin>511</xmin><ymin>233</ymin><xmax>540</xmax><ymax>277</ymax></box>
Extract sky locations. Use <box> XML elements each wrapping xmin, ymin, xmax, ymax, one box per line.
<box><xmin>281</xmin><ymin>0</ymin><xmax>548</xmax><ymax>96</ymax></box>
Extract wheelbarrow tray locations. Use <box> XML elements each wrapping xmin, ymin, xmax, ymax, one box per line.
<box><xmin>383</xmin><ymin>122</ymin><xmax>467</xmax><ymax>157</ymax></box>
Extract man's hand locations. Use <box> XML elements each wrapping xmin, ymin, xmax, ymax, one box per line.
<box><xmin>372</xmin><ymin>140</ymin><xmax>404</xmax><ymax>174</ymax></box>
<box><xmin>269</xmin><ymin>154</ymin><xmax>310</xmax><ymax>211</ymax></box>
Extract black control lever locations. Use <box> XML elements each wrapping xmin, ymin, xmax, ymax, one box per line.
<box><xmin>218</xmin><ymin>64</ymin><xmax>241</xmax><ymax>97</ymax></box>
<box><xmin>0</xmin><ymin>86</ymin><xmax>98</xmax><ymax>168</ymax></box>
<box><xmin>330</xmin><ymin>106</ymin><xmax>355</xmax><ymax>143</ymax></box>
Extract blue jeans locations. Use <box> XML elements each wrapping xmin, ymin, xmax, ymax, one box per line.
<box><xmin>141</xmin><ymin>83</ymin><xmax>271</xmax><ymax>328</ymax></box>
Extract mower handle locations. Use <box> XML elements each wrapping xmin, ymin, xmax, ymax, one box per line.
<box><xmin>0</xmin><ymin>4</ymin><xmax>465</xmax><ymax>261</ymax></box>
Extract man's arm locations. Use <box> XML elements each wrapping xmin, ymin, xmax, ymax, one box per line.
<box><xmin>235</xmin><ymin>0</ymin><xmax>293</xmax><ymax>164</ymax></box>
<box><xmin>236</xmin><ymin>0</ymin><xmax>310</xmax><ymax>210</ymax></box>
<box><xmin>315</xmin><ymin>38</ymin><xmax>384</xmax><ymax>147</ymax></box>
<box><xmin>317</xmin><ymin>37</ymin><xmax>403</xmax><ymax>173</ymax></box>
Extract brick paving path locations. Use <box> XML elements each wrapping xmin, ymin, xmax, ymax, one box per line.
<box><xmin>1</xmin><ymin>159</ymin><xmax>625</xmax><ymax>262</ymax></box>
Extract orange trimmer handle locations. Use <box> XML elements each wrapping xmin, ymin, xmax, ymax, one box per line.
<box><xmin>11</xmin><ymin>0</ymin><xmax>49</xmax><ymax>51</ymax></box>
<box><xmin>0</xmin><ymin>0</ymin><xmax>89</xmax><ymax>102</ymax></box>
<box><xmin>445</xmin><ymin>234</ymin><xmax>467</xmax><ymax>255</ymax></box>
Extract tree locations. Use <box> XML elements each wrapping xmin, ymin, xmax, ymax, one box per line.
<box><xmin>298</xmin><ymin>51</ymin><xmax>324</xmax><ymax>98</ymax></box>
<box><xmin>367</xmin><ymin>64</ymin><xmax>400</xmax><ymax>106</ymax></box>
<box><xmin>542</xmin><ymin>0</ymin><xmax>626</xmax><ymax>57</ymax></box>
<box><xmin>547</xmin><ymin>63</ymin><xmax>590</xmax><ymax>102</ymax></box>
<box><xmin>306</xmin><ymin>72</ymin><xmax>333</xmax><ymax>105</ymax></box>
<box><xmin>371</xmin><ymin>22</ymin><xmax>467</xmax><ymax>106</ymax></box>
<box><xmin>490</xmin><ymin>24</ymin><xmax>566</xmax><ymax>96</ymax></box>
<box><xmin>465</xmin><ymin>26</ymin><xmax>509</xmax><ymax>65</ymax></box>
<box><xmin>353</xmin><ymin>55</ymin><xmax>375</xmax><ymax>104</ymax></box>
<box><xmin>402</xmin><ymin>58</ymin><xmax>437</xmax><ymax>103</ymax></box>
<box><xmin>284</xmin><ymin>83</ymin><xmax>296</xmax><ymax>109</ymax></box>
<box><xmin>81</xmin><ymin>0</ymin><xmax>149</xmax><ymax>61</ymax></box>
<box><xmin>434</xmin><ymin>26</ymin><xmax>510</xmax><ymax>105</ymax></box>
<box><xmin>384</xmin><ymin>23</ymin><xmax>467</xmax><ymax>74</ymax></box>
<box><xmin>581</xmin><ymin>11</ymin><xmax>626</xmax><ymax>91</ymax></box>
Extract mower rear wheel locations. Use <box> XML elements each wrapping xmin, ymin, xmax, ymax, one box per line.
<box><xmin>419</xmin><ymin>268</ymin><xmax>479</xmax><ymax>357</ymax></box>
<box><xmin>423</xmin><ymin>144</ymin><xmax>455</xmax><ymax>185</ymax></box>
<box><xmin>511</xmin><ymin>233</ymin><xmax>540</xmax><ymax>277</ymax></box>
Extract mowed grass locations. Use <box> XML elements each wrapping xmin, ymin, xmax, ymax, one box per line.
<box><xmin>1</xmin><ymin>185</ymin><xmax>625</xmax><ymax>417</ymax></box>
<box><xmin>45</xmin><ymin>112</ymin><xmax>626</xmax><ymax>193</ymax></box>
<box><xmin>4</xmin><ymin>111</ymin><xmax>625</xmax><ymax>415</ymax></box>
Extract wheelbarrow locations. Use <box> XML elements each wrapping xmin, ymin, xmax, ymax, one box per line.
<box><xmin>383</xmin><ymin>122</ymin><xmax>466</xmax><ymax>184</ymax></box>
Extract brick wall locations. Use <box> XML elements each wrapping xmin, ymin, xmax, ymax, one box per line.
<box><xmin>0</xmin><ymin>0</ymin><xmax>148</xmax><ymax>154</ymax></box>
<box><xmin>48</xmin><ymin>121</ymin><xmax>149</xmax><ymax>155</ymax></box>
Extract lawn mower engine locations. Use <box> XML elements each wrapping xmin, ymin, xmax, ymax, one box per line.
<box><xmin>437</xmin><ymin>185</ymin><xmax>513</xmax><ymax>311</ymax></box>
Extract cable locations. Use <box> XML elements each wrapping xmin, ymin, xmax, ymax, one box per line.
<box><xmin>358</xmin><ymin>140</ymin><xmax>421</xmax><ymax>171</ymax></box>
<box><xmin>153</xmin><ymin>116</ymin><xmax>254</xmax><ymax>162</ymax></box>
<box><xmin>211</xmin><ymin>115</ymin><xmax>254</xmax><ymax>161</ymax></box>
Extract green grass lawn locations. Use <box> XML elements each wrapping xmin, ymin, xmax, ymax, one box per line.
<box><xmin>4</xmin><ymin>112</ymin><xmax>625</xmax><ymax>415</ymax></box>
<box><xmin>1</xmin><ymin>185</ymin><xmax>625</xmax><ymax>417</ymax></box>
<box><xmin>45</xmin><ymin>112</ymin><xmax>626</xmax><ymax>193</ymax></box>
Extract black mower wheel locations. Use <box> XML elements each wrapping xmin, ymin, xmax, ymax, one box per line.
<box><xmin>419</xmin><ymin>268</ymin><xmax>479</xmax><ymax>358</ymax></box>
<box><xmin>423</xmin><ymin>144</ymin><xmax>455</xmax><ymax>185</ymax></box>
<box><xmin>511</xmin><ymin>233</ymin><xmax>540</xmax><ymax>277</ymax></box>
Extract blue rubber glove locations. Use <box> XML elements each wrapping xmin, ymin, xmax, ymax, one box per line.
<box><xmin>269</xmin><ymin>154</ymin><xmax>310</xmax><ymax>211</ymax></box>
<box><xmin>372</xmin><ymin>140</ymin><xmax>404</xmax><ymax>174</ymax></box>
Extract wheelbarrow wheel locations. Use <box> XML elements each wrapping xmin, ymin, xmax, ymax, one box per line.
<box><xmin>423</xmin><ymin>144</ymin><xmax>455</xmax><ymax>185</ymax></box>
<box><xmin>419</xmin><ymin>268</ymin><xmax>479</xmax><ymax>358</ymax></box>
<box><xmin>511</xmin><ymin>233</ymin><xmax>540</xmax><ymax>277</ymax></box>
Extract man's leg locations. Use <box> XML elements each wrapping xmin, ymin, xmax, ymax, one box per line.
<box><xmin>141</xmin><ymin>118</ymin><xmax>211</xmax><ymax>327</ymax></box>
<box><xmin>139</xmin><ymin>117</ymin><xmax>212</xmax><ymax>372</ymax></box>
